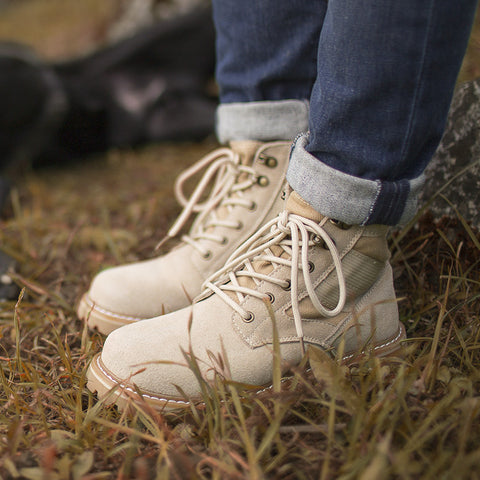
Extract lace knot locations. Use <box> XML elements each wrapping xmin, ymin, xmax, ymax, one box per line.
<box><xmin>202</xmin><ymin>210</ymin><xmax>347</xmax><ymax>356</ymax></box>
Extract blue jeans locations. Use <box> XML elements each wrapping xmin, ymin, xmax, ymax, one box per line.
<box><xmin>212</xmin><ymin>0</ymin><xmax>478</xmax><ymax>225</ymax></box>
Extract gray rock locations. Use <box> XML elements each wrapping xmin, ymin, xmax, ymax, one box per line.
<box><xmin>421</xmin><ymin>78</ymin><xmax>480</xmax><ymax>228</ymax></box>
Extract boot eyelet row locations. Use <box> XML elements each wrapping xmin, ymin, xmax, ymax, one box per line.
<box><xmin>243</xmin><ymin>311</ymin><xmax>255</xmax><ymax>323</ymax></box>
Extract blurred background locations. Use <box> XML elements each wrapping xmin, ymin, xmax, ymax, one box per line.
<box><xmin>0</xmin><ymin>0</ymin><xmax>478</xmax><ymax>176</ymax></box>
<box><xmin>0</xmin><ymin>0</ymin><xmax>209</xmax><ymax>58</ymax></box>
<box><xmin>0</xmin><ymin>0</ymin><xmax>216</xmax><ymax>301</ymax></box>
<box><xmin>0</xmin><ymin>0</ymin><xmax>217</xmax><ymax>212</ymax></box>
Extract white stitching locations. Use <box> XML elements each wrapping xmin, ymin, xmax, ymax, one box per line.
<box><xmin>341</xmin><ymin>325</ymin><xmax>405</xmax><ymax>361</ymax></box>
<box><xmin>94</xmin><ymin>356</ymin><xmax>191</xmax><ymax>406</ymax></box>
<box><xmin>84</xmin><ymin>296</ymin><xmax>147</xmax><ymax>322</ymax></box>
<box><xmin>93</xmin><ymin>324</ymin><xmax>404</xmax><ymax>408</ymax></box>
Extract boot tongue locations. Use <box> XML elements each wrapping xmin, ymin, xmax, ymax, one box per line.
<box><xmin>230</xmin><ymin>140</ymin><xmax>263</xmax><ymax>166</ymax></box>
<box><xmin>190</xmin><ymin>140</ymin><xmax>262</xmax><ymax>245</ymax></box>
<box><xmin>231</xmin><ymin>191</ymin><xmax>323</xmax><ymax>295</ymax></box>
<box><xmin>286</xmin><ymin>191</ymin><xmax>325</xmax><ymax>222</ymax></box>
<box><xmin>203</xmin><ymin>140</ymin><xmax>262</xmax><ymax>230</ymax></box>
<box><xmin>239</xmin><ymin>192</ymin><xmax>322</xmax><ymax>287</ymax></box>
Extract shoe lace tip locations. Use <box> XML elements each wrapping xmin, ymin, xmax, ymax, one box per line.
<box><xmin>154</xmin><ymin>235</ymin><xmax>170</xmax><ymax>251</ymax></box>
<box><xmin>300</xmin><ymin>336</ymin><xmax>306</xmax><ymax>356</ymax></box>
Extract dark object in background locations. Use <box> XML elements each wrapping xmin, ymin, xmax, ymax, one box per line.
<box><xmin>0</xmin><ymin>6</ymin><xmax>216</xmax><ymax>213</ymax></box>
<box><xmin>48</xmin><ymin>5</ymin><xmax>216</xmax><ymax>161</ymax></box>
<box><xmin>0</xmin><ymin>42</ymin><xmax>66</xmax><ymax>179</ymax></box>
<box><xmin>0</xmin><ymin>177</ymin><xmax>11</xmax><ymax>210</ymax></box>
<box><xmin>0</xmin><ymin>6</ymin><xmax>216</xmax><ymax>301</ymax></box>
<box><xmin>0</xmin><ymin>250</ymin><xmax>19</xmax><ymax>302</ymax></box>
<box><xmin>0</xmin><ymin>42</ymin><xmax>67</xmax><ymax>301</ymax></box>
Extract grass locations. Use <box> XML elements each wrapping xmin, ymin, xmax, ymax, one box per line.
<box><xmin>1</xmin><ymin>1</ymin><xmax>480</xmax><ymax>478</ymax></box>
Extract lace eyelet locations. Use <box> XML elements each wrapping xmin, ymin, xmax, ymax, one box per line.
<box><xmin>281</xmin><ymin>279</ymin><xmax>291</xmax><ymax>291</ymax></box>
<box><xmin>202</xmin><ymin>250</ymin><xmax>212</xmax><ymax>259</ymax></box>
<box><xmin>243</xmin><ymin>311</ymin><xmax>255</xmax><ymax>323</ymax></box>
<box><xmin>249</xmin><ymin>201</ymin><xmax>257</xmax><ymax>211</ymax></box>
<box><xmin>221</xmin><ymin>237</ymin><xmax>228</xmax><ymax>245</ymax></box>
<box><xmin>267</xmin><ymin>157</ymin><xmax>277</xmax><ymax>168</ymax></box>
<box><xmin>258</xmin><ymin>154</ymin><xmax>278</xmax><ymax>168</ymax></box>
<box><xmin>265</xmin><ymin>292</ymin><xmax>275</xmax><ymax>304</ymax></box>
<box><xmin>330</xmin><ymin>218</ymin><xmax>352</xmax><ymax>230</ymax></box>
<box><xmin>312</xmin><ymin>235</ymin><xmax>326</xmax><ymax>248</ymax></box>
<box><xmin>256</xmin><ymin>176</ymin><xmax>270</xmax><ymax>187</ymax></box>
<box><xmin>235</xmin><ymin>221</ymin><xmax>243</xmax><ymax>230</ymax></box>
<box><xmin>308</xmin><ymin>261</ymin><xmax>315</xmax><ymax>273</ymax></box>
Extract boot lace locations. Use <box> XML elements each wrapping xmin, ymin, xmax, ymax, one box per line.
<box><xmin>202</xmin><ymin>211</ymin><xmax>347</xmax><ymax>353</ymax></box>
<box><xmin>156</xmin><ymin>147</ymin><xmax>259</xmax><ymax>257</ymax></box>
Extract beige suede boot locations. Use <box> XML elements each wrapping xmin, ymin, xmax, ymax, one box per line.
<box><xmin>87</xmin><ymin>191</ymin><xmax>406</xmax><ymax>410</ymax></box>
<box><xmin>78</xmin><ymin>141</ymin><xmax>290</xmax><ymax>334</ymax></box>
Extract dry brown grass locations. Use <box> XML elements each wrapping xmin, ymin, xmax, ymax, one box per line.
<box><xmin>0</xmin><ymin>1</ymin><xmax>480</xmax><ymax>478</ymax></box>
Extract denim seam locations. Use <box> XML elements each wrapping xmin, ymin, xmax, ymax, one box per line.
<box><xmin>397</xmin><ymin>0</ymin><xmax>436</xmax><ymax>177</ymax></box>
<box><xmin>365</xmin><ymin>180</ymin><xmax>383</xmax><ymax>226</ymax></box>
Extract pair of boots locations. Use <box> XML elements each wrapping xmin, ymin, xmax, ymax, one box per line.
<box><xmin>80</xmin><ymin>141</ymin><xmax>405</xmax><ymax>410</ymax></box>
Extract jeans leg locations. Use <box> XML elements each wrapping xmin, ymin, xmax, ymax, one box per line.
<box><xmin>287</xmin><ymin>0</ymin><xmax>478</xmax><ymax>225</ymax></box>
<box><xmin>212</xmin><ymin>0</ymin><xmax>327</xmax><ymax>143</ymax></box>
<box><xmin>212</xmin><ymin>0</ymin><xmax>327</xmax><ymax>103</ymax></box>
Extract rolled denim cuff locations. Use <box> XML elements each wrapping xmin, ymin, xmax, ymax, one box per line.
<box><xmin>287</xmin><ymin>134</ymin><xmax>424</xmax><ymax>226</ymax></box>
<box><xmin>216</xmin><ymin>100</ymin><xmax>309</xmax><ymax>143</ymax></box>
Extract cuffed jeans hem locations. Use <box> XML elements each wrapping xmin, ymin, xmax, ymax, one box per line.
<box><xmin>216</xmin><ymin>100</ymin><xmax>309</xmax><ymax>143</ymax></box>
<box><xmin>286</xmin><ymin>134</ymin><xmax>424</xmax><ymax>226</ymax></box>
